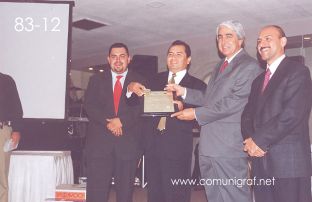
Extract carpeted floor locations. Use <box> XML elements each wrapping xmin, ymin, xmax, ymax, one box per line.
<box><xmin>108</xmin><ymin>187</ymin><xmax>208</xmax><ymax>202</ymax></box>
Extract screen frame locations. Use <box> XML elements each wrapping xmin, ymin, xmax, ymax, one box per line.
<box><xmin>0</xmin><ymin>0</ymin><xmax>74</xmax><ymax>121</ymax></box>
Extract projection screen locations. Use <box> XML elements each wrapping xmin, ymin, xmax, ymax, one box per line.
<box><xmin>0</xmin><ymin>1</ymin><xmax>73</xmax><ymax>119</ymax></box>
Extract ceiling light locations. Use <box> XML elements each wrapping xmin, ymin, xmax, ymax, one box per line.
<box><xmin>73</xmin><ymin>19</ymin><xmax>107</xmax><ymax>31</ymax></box>
<box><xmin>303</xmin><ymin>36</ymin><xmax>311</xmax><ymax>40</ymax></box>
<box><xmin>99</xmin><ymin>69</ymin><xmax>104</xmax><ymax>72</ymax></box>
<box><xmin>88</xmin><ymin>67</ymin><xmax>93</xmax><ymax>71</ymax></box>
<box><xmin>146</xmin><ymin>1</ymin><xmax>165</xmax><ymax>8</ymax></box>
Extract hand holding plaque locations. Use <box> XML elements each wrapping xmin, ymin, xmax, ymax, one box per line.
<box><xmin>142</xmin><ymin>90</ymin><xmax>175</xmax><ymax>116</ymax></box>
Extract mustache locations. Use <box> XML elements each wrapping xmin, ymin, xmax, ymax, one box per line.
<box><xmin>259</xmin><ymin>46</ymin><xmax>270</xmax><ymax>51</ymax></box>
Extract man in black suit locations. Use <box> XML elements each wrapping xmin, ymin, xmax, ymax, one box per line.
<box><xmin>242</xmin><ymin>25</ymin><xmax>312</xmax><ymax>202</ymax></box>
<box><xmin>0</xmin><ymin>72</ymin><xmax>23</xmax><ymax>202</ymax></box>
<box><xmin>129</xmin><ymin>40</ymin><xmax>206</xmax><ymax>202</ymax></box>
<box><xmin>84</xmin><ymin>43</ymin><xmax>145</xmax><ymax>202</ymax></box>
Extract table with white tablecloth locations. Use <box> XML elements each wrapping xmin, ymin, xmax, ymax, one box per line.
<box><xmin>8</xmin><ymin>150</ymin><xmax>74</xmax><ymax>202</ymax></box>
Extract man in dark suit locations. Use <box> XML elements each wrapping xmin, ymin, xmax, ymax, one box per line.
<box><xmin>128</xmin><ymin>40</ymin><xmax>206</xmax><ymax>202</ymax></box>
<box><xmin>242</xmin><ymin>25</ymin><xmax>312</xmax><ymax>202</ymax></box>
<box><xmin>84</xmin><ymin>43</ymin><xmax>145</xmax><ymax>202</ymax></box>
<box><xmin>0</xmin><ymin>72</ymin><xmax>23</xmax><ymax>202</ymax></box>
<box><xmin>167</xmin><ymin>21</ymin><xmax>262</xmax><ymax>202</ymax></box>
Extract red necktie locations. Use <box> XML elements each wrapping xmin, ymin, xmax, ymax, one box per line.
<box><xmin>114</xmin><ymin>75</ymin><xmax>123</xmax><ymax>115</ymax></box>
<box><xmin>261</xmin><ymin>69</ymin><xmax>271</xmax><ymax>93</ymax></box>
<box><xmin>219</xmin><ymin>60</ymin><xmax>228</xmax><ymax>73</ymax></box>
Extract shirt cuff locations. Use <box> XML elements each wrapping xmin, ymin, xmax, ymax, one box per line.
<box><xmin>194</xmin><ymin>108</ymin><xmax>198</xmax><ymax>121</ymax></box>
<box><xmin>126</xmin><ymin>90</ymin><xmax>133</xmax><ymax>98</ymax></box>
<box><xmin>181</xmin><ymin>88</ymin><xmax>187</xmax><ymax>99</ymax></box>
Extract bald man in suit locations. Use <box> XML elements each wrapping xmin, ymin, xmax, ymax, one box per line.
<box><xmin>242</xmin><ymin>25</ymin><xmax>312</xmax><ymax>202</ymax></box>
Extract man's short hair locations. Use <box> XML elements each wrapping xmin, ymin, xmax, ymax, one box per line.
<box><xmin>108</xmin><ymin>43</ymin><xmax>129</xmax><ymax>55</ymax></box>
<box><xmin>216</xmin><ymin>20</ymin><xmax>246</xmax><ymax>40</ymax></box>
<box><xmin>168</xmin><ymin>40</ymin><xmax>191</xmax><ymax>58</ymax></box>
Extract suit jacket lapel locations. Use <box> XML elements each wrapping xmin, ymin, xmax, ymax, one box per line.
<box><xmin>159</xmin><ymin>70</ymin><xmax>192</xmax><ymax>88</ymax></box>
<box><xmin>123</xmin><ymin>70</ymin><xmax>131</xmax><ymax>94</ymax></box>
<box><xmin>213</xmin><ymin>60</ymin><xmax>226</xmax><ymax>83</ymax></box>
<box><xmin>160</xmin><ymin>71</ymin><xmax>169</xmax><ymax>88</ymax></box>
<box><xmin>102</xmin><ymin>70</ymin><xmax>115</xmax><ymax>115</ymax></box>
<box><xmin>101</xmin><ymin>69</ymin><xmax>113</xmax><ymax>97</ymax></box>
<box><xmin>162</xmin><ymin>71</ymin><xmax>192</xmax><ymax>86</ymax></box>
<box><xmin>214</xmin><ymin>50</ymin><xmax>247</xmax><ymax>83</ymax></box>
<box><xmin>257</xmin><ymin>57</ymin><xmax>289</xmax><ymax>112</ymax></box>
<box><xmin>179</xmin><ymin>72</ymin><xmax>191</xmax><ymax>86</ymax></box>
<box><xmin>117</xmin><ymin>69</ymin><xmax>133</xmax><ymax>114</ymax></box>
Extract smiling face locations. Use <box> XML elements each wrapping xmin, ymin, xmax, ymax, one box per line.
<box><xmin>107</xmin><ymin>47</ymin><xmax>130</xmax><ymax>74</ymax></box>
<box><xmin>257</xmin><ymin>26</ymin><xmax>287</xmax><ymax>65</ymax></box>
<box><xmin>217</xmin><ymin>25</ymin><xmax>243</xmax><ymax>58</ymax></box>
<box><xmin>167</xmin><ymin>45</ymin><xmax>191</xmax><ymax>73</ymax></box>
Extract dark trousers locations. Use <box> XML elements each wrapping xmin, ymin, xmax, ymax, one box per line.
<box><xmin>86</xmin><ymin>154</ymin><xmax>137</xmax><ymax>202</ymax></box>
<box><xmin>146</xmin><ymin>155</ymin><xmax>192</xmax><ymax>202</ymax></box>
<box><xmin>252</xmin><ymin>158</ymin><xmax>312</xmax><ymax>202</ymax></box>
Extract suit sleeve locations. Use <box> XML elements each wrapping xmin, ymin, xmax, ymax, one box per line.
<box><xmin>184</xmin><ymin>69</ymin><xmax>216</xmax><ymax>106</ymax></box>
<box><xmin>5</xmin><ymin>76</ymin><xmax>23</xmax><ymax>132</ymax></box>
<box><xmin>183</xmin><ymin>79</ymin><xmax>207</xmax><ymax>108</ymax></box>
<box><xmin>184</xmin><ymin>86</ymin><xmax>207</xmax><ymax>106</ymax></box>
<box><xmin>84</xmin><ymin>75</ymin><xmax>109</xmax><ymax>125</ymax></box>
<box><xmin>241</xmin><ymin>79</ymin><xmax>259</xmax><ymax>140</ymax></box>
<box><xmin>253</xmin><ymin>68</ymin><xmax>312</xmax><ymax>151</ymax></box>
<box><xmin>119</xmin><ymin>75</ymin><xmax>146</xmax><ymax>131</ymax></box>
<box><xmin>119</xmin><ymin>93</ymin><xmax>142</xmax><ymax>130</ymax></box>
<box><xmin>191</xmin><ymin>64</ymin><xmax>260</xmax><ymax>126</ymax></box>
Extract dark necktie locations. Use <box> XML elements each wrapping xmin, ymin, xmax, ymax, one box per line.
<box><xmin>261</xmin><ymin>69</ymin><xmax>271</xmax><ymax>93</ymax></box>
<box><xmin>169</xmin><ymin>73</ymin><xmax>176</xmax><ymax>84</ymax></box>
<box><xmin>157</xmin><ymin>73</ymin><xmax>176</xmax><ymax>131</ymax></box>
<box><xmin>219</xmin><ymin>60</ymin><xmax>228</xmax><ymax>73</ymax></box>
<box><xmin>113</xmin><ymin>75</ymin><xmax>123</xmax><ymax>115</ymax></box>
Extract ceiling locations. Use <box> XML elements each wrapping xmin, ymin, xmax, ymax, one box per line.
<box><xmin>45</xmin><ymin>0</ymin><xmax>312</xmax><ymax>72</ymax></box>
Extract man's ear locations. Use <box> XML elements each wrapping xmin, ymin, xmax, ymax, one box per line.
<box><xmin>107</xmin><ymin>56</ymin><xmax>110</xmax><ymax>64</ymax></box>
<box><xmin>187</xmin><ymin>56</ymin><xmax>191</xmax><ymax>65</ymax></box>
<box><xmin>281</xmin><ymin>37</ymin><xmax>287</xmax><ymax>48</ymax></box>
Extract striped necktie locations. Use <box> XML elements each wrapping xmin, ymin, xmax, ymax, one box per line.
<box><xmin>157</xmin><ymin>73</ymin><xmax>176</xmax><ymax>131</ymax></box>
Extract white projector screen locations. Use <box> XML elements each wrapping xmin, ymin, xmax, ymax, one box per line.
<box><xmin>0</xmin><ymin>1</ymin><xmax>72</xmax><ymax>119</ymax></box>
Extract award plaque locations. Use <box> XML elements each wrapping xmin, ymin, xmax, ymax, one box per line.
<box><xmin>142</xmin><ymin>91</ymin><xmax>175</xmax><ymax>116</ymax></box>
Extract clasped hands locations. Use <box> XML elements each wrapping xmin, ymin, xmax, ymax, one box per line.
<box><xmin>243</xmin><ymin>137</ymin><xmax>266</xmax><ymax>157</ymax></box>
<box><xmin>106</xmin><ymin>118</ymin><xmax>123</xmax><ymax>136</ymax></box>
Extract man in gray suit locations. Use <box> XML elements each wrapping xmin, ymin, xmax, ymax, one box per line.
<box><xmin>167</xmin><ymin>20</ymin><xmax>262</xmax><ymax>202</ymax></box>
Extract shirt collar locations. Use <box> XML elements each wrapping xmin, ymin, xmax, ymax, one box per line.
<box><xmin>266</xmin><ymin>54</ymin><xmax>285</xmax><ymax>77</ymax></box>
<box><xmin>168</xmin><ymin>69</ymin><xmax>187</xmax><ymax>84</ymax></box>
<box><xmin>225</xmin><ymin>48</ymin><xmax>243</xmax><ymax>63</ymax></box>
<box><xmin>111</xmin><ymin>69</ymin><xmax>128</xmax><ymax>88</ymax></box>
<box><xmin>111</xmin><ymin>69</ymin><xmax>128</xmax><ymax>78</ymax></box>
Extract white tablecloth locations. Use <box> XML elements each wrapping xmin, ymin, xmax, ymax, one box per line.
<box><xmin>8</xmin><ymin>150</ymin><xmax>74</xmax><ymax>202</ymax></box>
